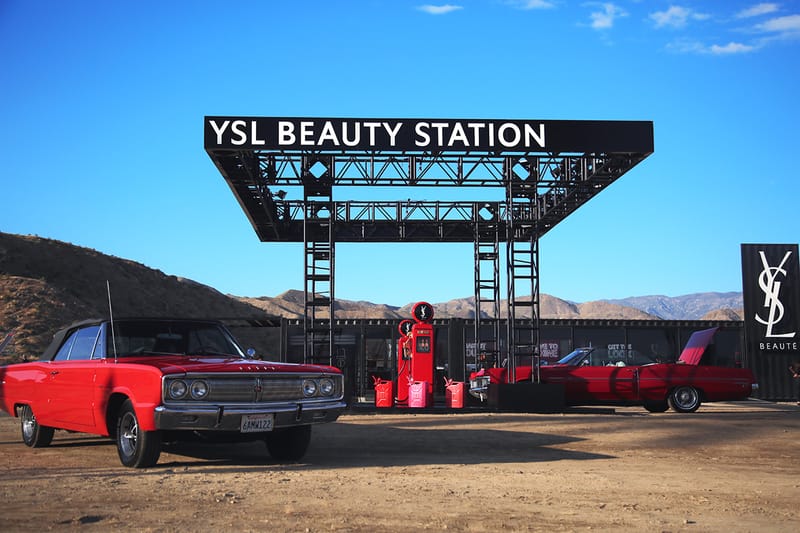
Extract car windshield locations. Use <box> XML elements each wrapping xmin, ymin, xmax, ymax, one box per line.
<box><xmin>555</xmin><ymin>348</ymin><xmax>594</xmax><ymax>366</ymax></box>
<box><xmin>109</xmin><ymin>320</ymin><xmax>245</xmax><ymax>358</ymax></box>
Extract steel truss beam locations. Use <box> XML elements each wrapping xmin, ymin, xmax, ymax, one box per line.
<box><xmin>211</xmin><ymin>151</ymin><xmax>645</xmax><ymax>243</ymax></box>
<box><xmin>208</xmin><ymin>144</ymin><xmax>651</xmax><ymax>374</ymax></box>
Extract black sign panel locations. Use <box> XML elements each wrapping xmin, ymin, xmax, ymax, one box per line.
<box><xmin>204</xmin><ymin>116</ymin><xmax>654</xmax><ymax>153</ymax></box>
<box><xmin>741</xmin><ymin>244</ymin><xmax>800</xmax><ymax>356</ymax></box>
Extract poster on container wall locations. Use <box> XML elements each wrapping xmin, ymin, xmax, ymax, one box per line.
<box><xmin>741</xmin><ymin>244</ymin><xmax>800</xmax><ymax>358</ymax></box>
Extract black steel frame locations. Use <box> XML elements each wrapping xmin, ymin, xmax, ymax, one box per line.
<box><xmin>208</xmin><ymin>126</ymin><xmax>652</xmax><ymax>371</ymax></box>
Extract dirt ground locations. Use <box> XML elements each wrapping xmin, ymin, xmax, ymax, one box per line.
<box><xmin>1</xmin><ymin>401</ymin><xmax>798</xmax><ymax>532</ymax></box>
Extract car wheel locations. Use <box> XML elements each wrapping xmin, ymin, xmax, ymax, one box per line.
<box><xmin>668</xmin><ymin>386</ymin><xmax>701</xmax><ymax>413</ymax></box>
<box><xmin>19</xmin><ymin>405</ymin><xmax>54</xmax><ymax>447</ymax></box>
<box><xmin>116</xmin><ymin>400</ymin><xmax>161</xmax><ymax>468</ymax></box>
<box><xmin>643</xmin><ymin>401</ymin><xmax>669</xmax><ymax>413</ymax></box>
<box><xmin>265</xmin><ymin>425</ymin><xmax>312</xmax><ymax>461</ymax></box>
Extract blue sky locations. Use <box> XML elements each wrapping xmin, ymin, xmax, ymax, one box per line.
<box><xmin>1</xmin><ymin>1</ymin><xmax>798</xmax><ymax>306</ymax></box>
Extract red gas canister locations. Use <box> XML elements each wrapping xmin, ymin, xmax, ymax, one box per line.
<box><xmin>373</xmin><ymin>377</ymin><xmax>394</xmax><ymax>408</ymax></box>
<box><xmin>445</xmin><ymin>378</ymin><xmax>464</xmax><ymax>409</ymax></box>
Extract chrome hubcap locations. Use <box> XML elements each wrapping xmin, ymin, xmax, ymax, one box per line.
<box><xmin>675</xmin><ymin>387</ymin><xmax>698</xmax><ymax>408</ymax></box>
<box><xmin>119</xmin><ymin>413</ymin><xmax>138</xmax><ymax>456</ymax></box>
<box><xmin>22</xmin><ymin>409</ymin><xmax>35</xmax><ymax>439</ymax></box>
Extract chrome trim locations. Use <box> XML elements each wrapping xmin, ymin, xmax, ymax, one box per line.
<box><xmin>161</xmin><ymin>372</ymin><xmax>344</xmax><ymax>405</ymax></box>
<box><xmin>469</xmin><ymin>376</ymin><xmax>491</xmax><ymax>402</ymax></box>
<box><xmin>153</xmin><ymin>400</ymin><xmax>346</xmax><ymax>431</ymax></box>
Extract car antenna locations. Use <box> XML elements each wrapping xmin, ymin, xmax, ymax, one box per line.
<box><xmin>107</xmin><ymin>280</ymin><xmax>118</xmax><ymax>362</ymax></box>
<box><xmin>0</xmin><ymin>330</ymin><xmax>13</xmax><ymax>356</ymax></box>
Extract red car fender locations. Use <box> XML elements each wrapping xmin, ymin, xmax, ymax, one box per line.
<box><xmin>0</xmin><ymin>362</ymin><xmax>52</xmax><ymax>420</ymax></box>
<box><xmin>93</xmin><ymin>363</ymin><xmax>165</xmax><ymax>433</ymax></box>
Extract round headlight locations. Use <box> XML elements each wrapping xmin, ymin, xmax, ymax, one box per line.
<box><xmin>319</xmin><ymin>378</ymin><xmax>335</xmax><ymax>396</ymax></box>
<box><xmin>302</xmin><ymin>379</ymin><xmax>317</xmax><ymax>397</ymax></box>
<box><xmin>168</xmin><ymin>380</ymin><xmax>188</xmax><ymax>399</ymax></box>
<box><xmin>190</xmin><ymin>380</ymin><xmax>209</xmax><ymax>399</ymax></box>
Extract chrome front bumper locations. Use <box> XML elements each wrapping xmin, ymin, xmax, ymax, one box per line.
<box><xmin>153</xmin><ymin>400</ymin><xmax>347</xmax><ymax>431</ymax></box>
<box><xmin>468</xmin><ymin>376</ymin><xmax>491</xmax><ymax>402</ymax></box>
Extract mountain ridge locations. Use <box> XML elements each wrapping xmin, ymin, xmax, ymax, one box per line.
<box><xmin>1</xmin><ymin>232</ymin><xmax>743</xmax><ymax>362</ymax></box>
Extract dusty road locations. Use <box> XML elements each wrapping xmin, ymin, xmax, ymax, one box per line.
<box><xmin>1</xmin><ymin>401</ymin><xmax>798</xmax><ymax>532</ymax></box>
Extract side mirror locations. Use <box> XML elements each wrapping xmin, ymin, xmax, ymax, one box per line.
<box><xmin>246</xmin><ymin>348</ymin><xmax>257</xmax><ymax>359</ymax></box>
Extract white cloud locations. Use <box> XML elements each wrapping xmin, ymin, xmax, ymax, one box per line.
<box><xmin>755</xmin><ymin>14</ymin><xmax>800</xmax><ymax>34</ymax></box>
<box><xmin>736</xmin><ymin>3</ymin><xmax>780</xmax><ymax>19</ymax></box>
<box><xmin>588</xmin><ymin>3</ymin><xmax>628</xmax><ymax>30</ymax></box>
<box><xmin>709</xmin><ymin>42</ymin><xmax>756</xmax><ymax>54</ymax></box>
<box><xmin>650</xmin><ymin>5</ymin><xmax>710</xmax><ymax>29</ymax></box>
<box><xmin>665</xmin><ymin>38</ymin><xmax>707</xmax><ymax>54</ymax></box>
<box><xmin>666</xmin><ymin>38</ymin><xmax>757</xmax><ymax>55</ymax></box>
<box><xmin>517</xmin><ymin>0</ymin><xmax>556</xmax><ymax>8</ymax></box>
<box><xmin>417</xmin><ymin>4</ymin><xmax>463</xmax><ymax>15</ymax></box>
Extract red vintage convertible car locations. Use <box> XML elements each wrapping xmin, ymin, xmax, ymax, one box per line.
<box><xmin>469</xmin><ymin>328</ymin><xmax>758</xmax><ymax>413</ymax></box>
<box><xmin>0</xmin><ymin>318</ymin><xmax>346</xmax><ymax>467</ymax></box>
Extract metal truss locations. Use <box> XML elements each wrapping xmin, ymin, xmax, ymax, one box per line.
<box><xmin>474</xmin><ymin>222</ymin><xmax>502</xmax><ymax>369</ymax></box>
<box><xmin>255</xmin><ymin>150</ymin><xmax>631</xmax><ymax>186</ymax></box>
<box><xmin>213</xmin><ymin>151</ymin><xmax>645</xmax><ymax>243</ymax></box>
<box><xmin>208</xmin><ymin>146</ymin><xmax>651</xmax><ymax>370</ymax></box>
<box><xmin>303</xmin><ymin>191</ymin><xmax>335</xmax><ymax>366</ymax></box>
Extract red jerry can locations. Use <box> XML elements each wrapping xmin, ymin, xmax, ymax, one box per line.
<box><xmin>444</xmin><ymin>378</ymin><xmax>464</xmax><ymax>409</ymax></box>
<box><xmin>408</xmin><ymin>381</ymin><xmax>429</xmax><ymax>408</ymax></box>
<box><xmin>373</xmin><ymin>377</ymin><xmax>394</xmax><ymax>408</ymax></box>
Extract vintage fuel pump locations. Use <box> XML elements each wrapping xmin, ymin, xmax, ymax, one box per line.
<box><xmin>408</xmin><ymin>301</ymin><xmax>435</xmax><ymax>406</ymax></box>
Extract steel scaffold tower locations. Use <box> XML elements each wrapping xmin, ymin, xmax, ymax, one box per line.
<box><xmin>302</xmin><ymin>155</ymin><xmax>335</xmax><ymax>365</ymax></box>
<box><xmin>474</xmin><ymin>220</ymin><xmax>501</xmax><ymax>368</ymax></box>
<box><xmin>206</xmin><ymin>118</ymin><xmax>653</xmax><ymax>370</ymax></box>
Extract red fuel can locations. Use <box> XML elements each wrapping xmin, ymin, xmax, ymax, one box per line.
<box><xmin>445</xmin><ymin>379</ymin><xmax>464</xmax><ymax>409</ymax></box>
<box><xmin>373</xmin><ymin>378</ymin><xmax>394</xmax><ymax>408</ymax></box>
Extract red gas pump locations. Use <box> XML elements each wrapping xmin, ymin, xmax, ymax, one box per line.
<box><xmin>409</xmin><ymin>302</ymin><xmax>435</xmax><ymax>407</ymax></box>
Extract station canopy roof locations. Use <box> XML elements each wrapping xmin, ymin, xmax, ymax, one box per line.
<box><xmin>205</xmin><ymin>117</ymin><xmax>654</xmax><ymax>242</ymax></box>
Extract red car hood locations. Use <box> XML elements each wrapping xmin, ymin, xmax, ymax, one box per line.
<box><xmin>678</xmin><ymin>327</ymin><xmax>718</xmax><ymax>366</ymax></box>
<box><xmin>114</xmin><ymin>355</ymin><xmax>340</xmax><ymax>376</ymax></box>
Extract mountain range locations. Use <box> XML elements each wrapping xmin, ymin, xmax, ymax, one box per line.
<box><xmin>0</xmin><ymin>232</ymin><xmax>743</xmax><ymax>362</ymax></box>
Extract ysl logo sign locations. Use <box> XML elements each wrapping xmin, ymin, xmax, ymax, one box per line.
<box><xmin>755</xmin><ymin>250</ymin><xmax>796</xmax><ymax>338</ymax></box>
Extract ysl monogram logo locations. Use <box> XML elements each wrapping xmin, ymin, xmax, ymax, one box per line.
<box><xmin>755</xmin><ymin>251</ymin><xmax>796</xmax><ymax>338</ymax></box>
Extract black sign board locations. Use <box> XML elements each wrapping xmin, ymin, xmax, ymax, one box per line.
<box><xmin>204</xmin><ymin>116</ymin><xmax>654</xmax><ymax>153</ymax></box>
<box><xmin>741</xmin><ymin>244</ymin><xmax>800</xmax><ymax>356</ymax></box>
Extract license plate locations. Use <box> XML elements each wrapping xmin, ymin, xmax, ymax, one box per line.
<box><xmin>240</xmin><ymin>414</ymin><xmax>274</xmax><ymax>433</ymax></box>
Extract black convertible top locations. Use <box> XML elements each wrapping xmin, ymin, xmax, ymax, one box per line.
<box><xmin>40</xmin><ymin>318</ymin><xmax>104</xmax><ymax>361</ymax></box>
<box><xmin>39</xmin><ymin>317</ymin><xmax>229</xmax><ymax>361</ymax></box>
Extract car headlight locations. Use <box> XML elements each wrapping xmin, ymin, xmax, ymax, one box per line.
<box><xmin>319</xmin><ymin>378</ymin><xmax>335</xmax><ymax>396</ymax></box>
<box><xmin>168</xmin><ymin>380</ymin><xmax>188</xmax><ymax>400</ymax></box>
<box><xmin>190</xmin><ymin>380</ymin><xmax>209</xmax><ymax>399</ymax></box>
<box><xmin>302</xmin><ymin>379</ymin><xmax>317</xmax><ymax>397</ymax></box>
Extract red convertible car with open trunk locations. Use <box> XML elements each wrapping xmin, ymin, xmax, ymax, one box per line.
<box><xmin>469</xmin><ymin>328</ymin><xmax>758</xmax><ymax>413</ymax></box>
<box><xmin>0</xmin><ymin>318</ymin><xmax>346</xmax><ymax>467</ymax></box>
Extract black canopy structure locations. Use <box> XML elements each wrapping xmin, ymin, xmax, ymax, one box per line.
<box><xmin>205</xmin><ymin>116</ymin><xmax>654</xmax><ymax>376</ymax></box>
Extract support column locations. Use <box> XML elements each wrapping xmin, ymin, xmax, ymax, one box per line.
<box><xmin>505</xmin><ymin>159</ymin><xmax>541</xmax><ymax>383</ymax></box>
<box><xmin>473</xmin><ymin>219</ymin><xmax>502</xmax><ymax>370</ymax></box>
<box><xmin>302</xmin><ymin>156</ymin><xmax>335</xmax><ymax>365</ymax></box>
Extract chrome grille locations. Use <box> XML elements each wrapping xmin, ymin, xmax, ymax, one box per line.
<box><xmin>163</xmin><ymin>373</ymin><xmax>342</xmax><ymax>404</ymax></box>
<box><xmin>260</xmin><ymin>378</ymin><xmax>303</xmax><ymax>401</ymax></box>
<box><xmin>205</xmin><ymin>377</ymin><xmax>259</xmax><ymax>402</ymax></box>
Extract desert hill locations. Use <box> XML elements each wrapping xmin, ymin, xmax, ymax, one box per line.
<box><xmin>0</xmin><ymin>232</ymin><xmax>271</xmax><ymax>361</ymax></box>
<box><xmin>1</xmin><ymin>232</ymin><xmax>741</xmax><ymax>362</ymax></box>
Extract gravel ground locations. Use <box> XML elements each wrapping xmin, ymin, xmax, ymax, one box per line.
<box><xmin>1</xmin><ymin>401</ymin><xmax>799</xmax><ymax>532</ymax></box>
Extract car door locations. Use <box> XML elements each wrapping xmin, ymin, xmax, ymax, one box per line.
<box><xmin>566</xmin><ymin>364</ymin><xmax>638</xmax><ymax>403</ymax></box>
<box><xmin>46</xmin><ymin>325</ymin><xmax>102</xmax><ymax>430</ymax></box>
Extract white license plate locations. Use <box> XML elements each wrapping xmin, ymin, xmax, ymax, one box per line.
<box><xmin>240</xmin><ymin>414</ymin><xmax>274</xmax><ymax>433</ymax></box>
